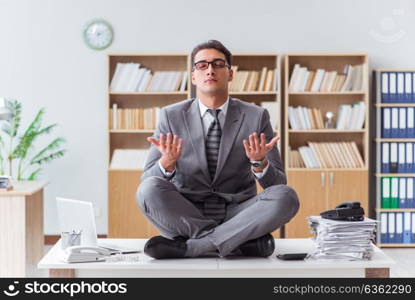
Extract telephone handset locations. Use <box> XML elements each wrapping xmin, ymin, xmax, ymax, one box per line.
<box><xmin>61</xmin><ymin>245</ymin><xmax>111</xmax><ymax>263</ymax></box>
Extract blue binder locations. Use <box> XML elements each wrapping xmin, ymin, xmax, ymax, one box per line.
<box><xmin>382</xmin><ymin>108</ymin><xmax>391</xmax><ymax>138</ymax></box>
<box><xmin>381</xmin><ymin>72</ymin><xmax>389</xmax><ymax>103</ymax></box>
<box><xmin>396</xmin><ymin>212</ymin><xmax>404</xmax><ymax>243</ymax></box>
<box><xmin>406</xmin><ymin>143</ymin><xmax>414</xmax><ymax>174</ymax></box>
<box><xmin>388</xmin><ymin>212</ymin><xmax>396</xmax><ymax>243</ymax></box>
<box><xmin>403</xmin><ymin>212</ymin><xmax>411</xmax><ymax>244</ymax></box>
<box><xmin>390</xmin><ymin>143</ymin><xmax>398</xmax><ymax>173</ymax></box>
<box><xmin>398</xmin><ymin>143</ymin><xmax>405</xmax><ymax>173</ymax></box>
<box><xmin>380</xmin><ymin>213</ymin><xmax>388</xmax><ymax>243</ymax></box>
<box><xmin>405</xmin><ymin>72</ymin><xmax>412</xmax><ymax>102</ymax></box>
<box><xmin>399</xmin><ymin>178</ymin><xmax>407</xmax><ymax>208</ymax></box>
<box><xmin>412</xmin><ymin>213</ymin><xmax>415</xmax><ymax>242</ymax></box>
<box><xmin>389</xmin><ymin>72</ymin><xmax>397</xmax><ymax>103</ymax></box>
<box><xmin>399</xmin><ymin>108</ymin><xmax>407</xmax><ymax>137</ymax></box>
<box><xmin>381</xmin><ymin>143</ymin><xmax>390</xmax><ymax>173</ymax></box>
<box><xmin>407</xmin><ymin>107</ymin><xmax>415</xmax><ymax>138</ymax></box>
<box><xmin>407</xmin><ymin>178</ymin><xmax>414</xmax><ymax>208</ymax></box>
<box><xmin>391</xmin><ymin>108</ymin><xmax>399</xmax><ymax>138</ymax></box>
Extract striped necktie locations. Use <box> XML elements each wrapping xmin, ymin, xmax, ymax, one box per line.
<box><xmin>204</xmin><ymin>109</ymin><xmax>225</xmax><ymax>223</ymax></box>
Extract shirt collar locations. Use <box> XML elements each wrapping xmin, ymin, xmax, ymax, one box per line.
<box><xmin>197</xmin><ymin>96</ymin><xmax>230</xmax><ymax>118</ymax></box>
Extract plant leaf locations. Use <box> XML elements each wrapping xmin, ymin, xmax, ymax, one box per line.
<box><xmin>31</xmin><ymin>150</ymin><xmax>66</xmax><ymax>165</ymax></box>
<box><xmin>30</xmin><ymin>137</ymin><xmax>65</xmax><ymax>164</ymax></box>
<box><xmin>27</xmin><ymin>167</ymin><xmax>42</xmax><ymax>181</ymax></box>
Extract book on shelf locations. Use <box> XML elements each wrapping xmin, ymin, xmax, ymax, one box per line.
<box><xmin>288</xmin><ymin>63</ymin><xmax>364</xmax><ymax>92</ymax></box>
<box><xmin>110</xmin><ymin>62</ymin><xmax>187</xmax><ymax>92</ymax></box>
<box><xmin>110</xmin><ymin>103</ymin><xmax>160</xmax><ymax>130</ymax></box>
<box><xmin>110</xmin><ymin>149</ymin><xmax>149</xmax><ymax>170</ymax></box>
<box><xmin>379</xmin><ymin>212</ymin><xmax>415</xmax><ymax>244</ymax></box>
<box><xmin>228</xmin><ymin>66</ymin><xmax>278</xmax><ymax>92</ymax></box>
<box><xmin>288</xmin><ymin>101</ymin><xmax>365</xmax><ymax>130</ymax></box>
<box><xmin>289</xmin><ymin>141</ymin><xmax>364</xmax><ymax>168</ymax></box>
<box><xmin>381</xmin><ymin>142</ymin><xmax>415</xmax><ymax>174</ymax></box>
<box><xmin>260</xmin><ymin>101</ymin><xmax>279</xmax><ymax>130</ymax></box>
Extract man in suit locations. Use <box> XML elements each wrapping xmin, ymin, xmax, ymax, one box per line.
<box><xmin>137</xmin><ymin>40</ymin><xmax>299</xmax><ymax>259</ymax></box>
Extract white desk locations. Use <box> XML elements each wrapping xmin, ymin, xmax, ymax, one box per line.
<box><xmin>38</xmin><ymin>238</ymin><xmax>395</xmax><ymax>278</ymax></box>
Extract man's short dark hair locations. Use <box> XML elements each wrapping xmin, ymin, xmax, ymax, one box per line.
<box><xmin>191</xmin><ymin>40</ymin><xmax>232</xmax><ymax>68</ymax></box>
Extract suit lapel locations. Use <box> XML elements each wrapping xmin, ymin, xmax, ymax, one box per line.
<box><xmin>212</xmin><ymin>98</ymin><xmax>244</xmax><ymax>185</ymax></box>
<box><xmin>183</xmin><ymin>99</ymin><xmax>211</xmax><ymax>181</ymax></box>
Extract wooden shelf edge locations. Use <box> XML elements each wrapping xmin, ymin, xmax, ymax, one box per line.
<box><xmin>108</xmin><ymin>169</ymin><xmax>143</xmax><ymax>172</ymax></box>
<box><xmin>289</xmin><ymin>129</ymin><xmax>365</xmax><ymax>133</ymax></box>
<box><xmin>375</xmin><ymin>173</ymin><xmax>415</xmax><ymax>177</ymax></box>
<box><xmin>288</xmin><ymin>168</ymin><xmax>368</xmax><ymax>171</ymax></box>
<box><xmin>288</xmin><ymin>91</ymin><xmax>366</xmax><ymax>95</ymax></box>
<box><xmin>378</xmin><ymin>244</ymin><xmax>415</xmax><ymax>248</ymax></box>
<box><xmin>376</xmin><ymin>209</ymin><xmax>415</xmax><ymax>212</ymax></box>
<box><xmin>109</xmin><ymin>91</ymin><xmax>189</xmax><ymax>95</ymax></box>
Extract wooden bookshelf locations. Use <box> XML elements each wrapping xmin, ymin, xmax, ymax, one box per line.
<box><xmin>374</xmin><ymin>68</ymin><xmax>415</xmax><ymax>248</ymax></box>
<box><xmin>108</xmin><ymin>53</ymin><xmax>191</xmax><ymax>238</ymax></box>
<box><xmin>284</xmin><ymin>53</ymin><xmax>369</xmax><ymax>238</ymax></box>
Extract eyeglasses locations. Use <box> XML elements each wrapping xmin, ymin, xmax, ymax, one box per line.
<box><xmin>193</xmin><ymin>58</ymin><xmax>230</xmax><ymax>70</ymax></box>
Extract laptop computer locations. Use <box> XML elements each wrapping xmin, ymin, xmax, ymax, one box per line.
<box><xmin>56</xmin><ymin>197</ymin><xmax>140</xmax><ymax>254</ymax></box>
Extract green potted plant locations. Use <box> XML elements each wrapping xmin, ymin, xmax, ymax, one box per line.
<box><xmin>0</xmin><ymin>99</ymin><xmax>66</xmax><ymax>180</ymax></box>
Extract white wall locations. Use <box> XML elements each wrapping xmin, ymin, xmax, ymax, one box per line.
<box><xmin>0</xmin><ymin>0</ymin><xmax>414</xmax><ymax>234</ymax></box>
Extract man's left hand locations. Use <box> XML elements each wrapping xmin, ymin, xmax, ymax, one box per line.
<box><xmin>243</xmin><ymin>132</ymin><xmax>280</xmax><ymax>161</ymax></box>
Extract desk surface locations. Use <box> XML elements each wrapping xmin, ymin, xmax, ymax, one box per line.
<box><xmin>38</xmin><ymin>238</ymin><xmax>395</xmax><ymax>270</ymax></box>
<box><xmin>0</xmin><ymin>181</ymin><xmax>48</xmax><ymax>196</ymax></box>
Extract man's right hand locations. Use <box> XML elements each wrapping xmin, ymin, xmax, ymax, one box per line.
<box><xmin>147</xmin><ymin>133</ymin><xmax>183</xmax><ymax>172</ymax></box>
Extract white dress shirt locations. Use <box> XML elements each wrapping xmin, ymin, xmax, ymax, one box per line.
<box><xmin>158</xmin><ymin>97</ymin><xmax>269</xmax><ymax>178</ymax></box>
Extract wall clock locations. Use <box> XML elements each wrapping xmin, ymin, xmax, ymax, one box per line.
<box><xmin>83</xmin><ymin>19</ymin><xmax>113</xmax><ymax>50</ymax></box>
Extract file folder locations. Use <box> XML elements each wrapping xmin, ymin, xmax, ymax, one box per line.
<box><xmin>404</xmin><ymin>212</ymin><xmax>411</xmax><ymax>244</ymax></box>
<box><xmin>396</xmin><ymin>212</ymin><xmax>403</xmax><ymax>243</ymax></box>
<box><xmin>397</xmin><ymin>72</ymin><xmax>405</xmax><ymax>102</ymax></box>
<box><xmin>398</xmin><ymin>143</ymin><xmax>406</xmax><ymax>173</ymax></box>
<box><xmin>412</xmin><ymin>213</ymin><xmax>415</xmax><ymax>243</ymax></box>
<box><xmin>382</xmin><ymin>108</ymin><xmax>391</xmax><ymax>138</ymax></box>
<box><xmin>390</xmin><ymin>177</ymin><xmax>399</xmax><ymax>208</ymax></box>
<box><xmin>405</xmin><ymin>72</ymin><xmax>412</xmax><ymax>102</ymax></box>
<box><xmin>382</xmin><ymin>142</ymin><xmax>390</xmax><ymax>173</ymax></box>
<box><xmin>407</xmin><ymin>177</ymin><xmax>414</xmax><ymax>208</ymax></box>
<box><xmin>382</xmin><ymin>177</ymin><xmax>391</xmax><ymax>208</ymax></box>
<box><xmin>390</xmin><ymin>143</ymin><xmax>398</xmax><ymax>173</ymax></box>
<box><xmin>407</xmin><ymin>107</ymin><xmax>415</xmax><ymax>138</ymax></box>
<box><xmin>380</xmin><ymin>213</ymin><xmax>388</xmax><ymax>243</ymax></box>
<box><xmin>391</xmin><ymin>108</ymin><xmax>399</xmax><ymax>137</ymax></box>
<box><xmin>399</xmin><ymin>178</ymin><xmax>406</xmax><ymax>208</ymax></box>
<box><xmin>381</xmin><ymin>72</ymin><xmax>389</xmax><ymax>102</ymax></box>
<box><xmin>388</xmin><ymin>212</ymin><xmax>396</xmax><ymax>243</ymax></box>
<box><xmin>399</xmin><ymin>108</ymin><xmax>407</xmax><ymax>137</ymax></box>
<box><xmin>389</xmin><ymin>72</ymin><xmax>397</xmax><ymax>102</ymax></box>
<box><xmin>406</xmin><ymin>143</ymin><xmax>414</xmax><ymax>173</ymax></box>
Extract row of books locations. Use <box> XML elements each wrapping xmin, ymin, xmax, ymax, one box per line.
<box><xmin>110</xmin><ymin>104</ymin><xmax>160</xmax><ymax>130</ymax></box>
<box><xmin>379</xmin><ymin>71</ymin><xmax>415</xmax><ymax>103</ymax></box>
<box><xmin>381</xmin><ymin>142</ymin><xmax>415</xmax><ymax>173</ymax></box>
<box><xmin>110</xmin><ymin>149</ymin><xmax>149</xmax><ymax>169</ymax></box>
<box><xmin>381</xmin><ymin>177</ymin><xmax>415</xmax><ymax>209</ymax></box>
<box><xmin>288</xmin><ymin>101</ymin><xmax>365</xmax><ymax>130</ymax></box>
<box><xmin>110</xmin><ymin>62</ymin><xmax>188</xmax><ymax>92</ymax></box>
<box><xmin>289</xmin><ymin>142</ymin><xmax>364</xmax><ymax>168</ymax></box>
<box><xmin>288</xmin><ymin>64</ymin><xmax>364</xmax><ymax>92</ymax></box>
<box><xmin>229</xmin><ymin>67</ymin><xmax>278</xmax><ymax>92</ymax></box>
<box><xmin>381</xmin><ymin>107</ymin><xmax>415</xmax><ymax>138</ymax></box>
<box><xmin>380</xmin><ymin>212</ymin><xmax>415</xmax><ymax>244</ymax></box>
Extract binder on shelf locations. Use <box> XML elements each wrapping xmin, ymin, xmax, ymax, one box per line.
<box><xmin>396</xmin><ymin>212</ymin><xmax>404</xmax><ymax>243</ymax></box>
<box><xmin>390</xmin><ymin>142</ymin><xmax>398</xmax><ymax>173</ymax></box>
<box><xmin>403</xmin><ymin>212</ymin><xmax>411</xmax><ymax>244</ymax></box>
<box><xmin>398</xmin><ymin>143</ymin><xmax>406</xmax><ymax>173</ymax></box>
<box><xmin>388</xmin><ymin>212</ymin><xmax>396</xmax><ymax>243</ymax></box>
<box><xmin>399</xmin><ymin>108</ymin><xmax>406</xmax><ymax>138</ymax></box>
<box><xmin>397</xmin><ymin>72</ymin><xmax>405</xmax><ymax>103</ymax></box>
<box><xmin>399</xmin><ymin>178</ymin><xmax>407</xmax><ymax>208</ymax></box>
<box><xmin>412</xmin><ymin>213</ymin><xmax>415</xmax><ymax>243</ymax></box>
<box><xmin>405</xmin><ymin>72</ymin><xmax>412</xmax><ymax>102</ymax></box>
<box><xmin>406</xmin><ymin>143</ymin><xmax>414</xmax><ymax>173</ymax></box>
<box><xmin>381</xmin><ymin>72</ymin><xmax>389</xmax><ymax>103</ymax></box>
<box><xmin>380</xmin><ymin>213</ymin><xmax>388</xmax><ymax>243</ymax></box>
<box><xmin>389</xmin><ymin>72</ymin><xmax>397</xmax><ymax>103</ymax></box>
<box><xmin>382</xmin><ymin>142</ymin><xmax>390</xmax><ymax>173</ymax></box>
<box><xmin>391</xmin><ymin>108</ymin><xmax>399</xmax><ymax>138</ymax></box>
<box><xmin>390</xmin><ymin>178</ymin><xmax>399</xmax><ymax>209</ymax></box>
<box><xmin>407</xmin><ymin>108</ymin><xmax>415</xmax><ymax>138</ymax></box>
<box><xmin>382</xmin><ymin>177</ymin><xmax>391</xmax><ymax>208</ymax></box>
<box><xmin>382</xmin><ymin>108</ymin><xmax>391</xmax><ymax>138</ymax></box>
<box><xmin>407</xmin><ymin>177</ymin><xmax>414</xmax><ymax>209</ymax></box>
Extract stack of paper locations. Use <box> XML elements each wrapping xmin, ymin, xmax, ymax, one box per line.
<box><xmin>307</xmin><ymin>216</ymin><xmax>378</xmax><ymax>261</ymax></box>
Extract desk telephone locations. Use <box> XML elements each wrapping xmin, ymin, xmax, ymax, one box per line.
<box><xmin>61</xmin><ymin>246</ymin><xmax>112</xmax><ymax>263</ymax></box>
